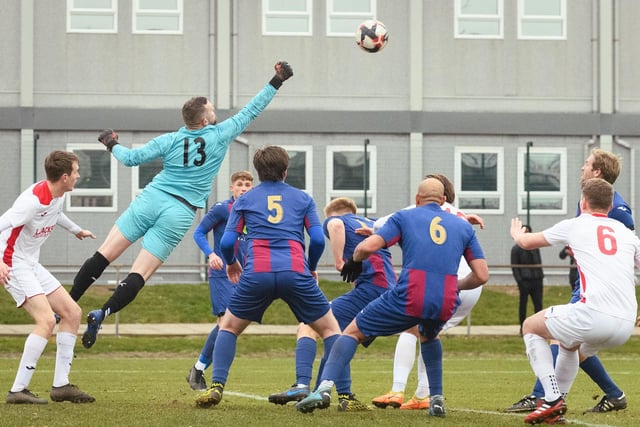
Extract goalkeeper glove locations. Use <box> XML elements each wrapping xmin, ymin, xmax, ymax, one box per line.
<box><xmin>98</xmin><ymin>129</ymin><xmax>119</xmax><ymax>151</ymax></box>
<box><xmin>269</xmin><ymin>61</ymin><xmax>294</xmax><ymax>89</ymax></box>
<box><xmin>340</xmin><ymin>257</ymin><xmax>363</xmax><ymax>283</ymax></box>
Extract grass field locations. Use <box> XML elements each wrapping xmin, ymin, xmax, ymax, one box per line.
<box><xmin>1</xmin><ymin>283</ymin><xmax>639</xmax><ymax>426</ymax></box>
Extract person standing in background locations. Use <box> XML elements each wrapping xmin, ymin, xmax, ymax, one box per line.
<box><xmin>511</xmin><ymin>225</ymin><xmax>544</xmax><ymax>336</ymax></box>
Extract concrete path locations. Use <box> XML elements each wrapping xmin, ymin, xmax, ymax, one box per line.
<box><xmin>0</xmin><ymin>323</ymin><xmax>637</xmax><ymax>337</ymax></box>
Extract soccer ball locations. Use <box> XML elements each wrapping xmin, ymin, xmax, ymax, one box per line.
<box><xmin>355</xmin><ymin>19</ymin><xmax>388</xmax><ymax>53</ymax></box>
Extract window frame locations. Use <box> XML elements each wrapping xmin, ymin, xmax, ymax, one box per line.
<box><xmin>326</xmin><ymin>0</ymin><xmax>376</xmax><ymax>37</ymax></box>
<box><xmin>66</xmin><ymin>143</ymin><xmax>118</xmax><ymax>213</ymax></box>
<box><xmin>284</xmin><ymin>145</ymin><xmax>313</xmax><ymax>195</ymax></box>
<box><xmin>454</xmin><ymin>146</ymin><xmax>504</xmax><ymax>214</ymax></box>
<box><xmin>518</xmin><ymin>0</ymin><xmax>566</xmax><ymax>40</ymax></box>
<box><xmin>132</xmin><ymin>0</ymin><xmax>183</xmax><ymax>35</ymax></box>
<box><xmin>326</xmin><ymin>145</ymin><xmax>377</xmax><ymax>215</ymax></box>
<box><xmin>454</xmin><ymin>0</ymin><xmax>504</xmax><ymax>39</ymax></box>
<box><xmin>262</xmin><ymin>0</ymin><xmax>313</xmax><ymax>36</ymax></box>
<box><xmin>66</xmin><ymin>0</ymin><xmax>117</xmax><ymax>34</ymax></box>
<box><xmin>517</xmin><ymin>146</ymin><xmax>567</xmax><ymax>215</ymax></box>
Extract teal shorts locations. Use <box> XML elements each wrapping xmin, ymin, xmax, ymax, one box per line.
<box><xmin>115</xmin><ymin>188</ymin><xmax>196</xmax><ymax>262</ymax></box>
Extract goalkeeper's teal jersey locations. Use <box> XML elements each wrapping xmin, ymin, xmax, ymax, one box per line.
<box><xmin>111</xmin><ymin>83</ymin><xmax>277</xmax><ymax>208</ymax></box>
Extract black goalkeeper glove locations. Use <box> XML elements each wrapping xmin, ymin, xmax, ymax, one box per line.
<box><xmin>98</xmin><ymin>129</ymin><xmax>119</xmax><ymax>151</ymax></box>
<box><xmin>340</xmin><ymin>257</ymin><xmax>363</xmax><ymax>283</ymax></box>
<box><xmin>269</xmin><ymin>61</ymin><xmax>294</xmax><ymax>89</ymax></box>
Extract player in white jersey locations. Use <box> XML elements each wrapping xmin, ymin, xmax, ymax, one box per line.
<box><xmin>367</xmin><ymin>173</ymin><xmax>485</xmax><ymax>410</ymax></box>
<box><xmin>510</xmin><ymin>177</ymin><xmax>640</xmax><ymax>425</ymax></box>
<box><xmin>0</xmin><ymin>150</ymin><xmax>96</xmax><ymax>404</ymax></box>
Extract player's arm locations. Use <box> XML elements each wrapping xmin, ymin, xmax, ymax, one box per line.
<box><xmin>307</xmin><ymin>225</ymin><xmax>325</xmax><ymax>272</ymax></box>
<box><xmin>325</xmin><ymin>218</ymin><xmax>347</xmax><ymax>272</ymax></box>
<box><xmin>56</xmin><ymin>213</ymin><xmax>95</xmax><ymax>240</ymax></box>
<box><xmin>353</xmin><ymin>235</ymin><xmax>386</xmax><ymax>263</ymax></box>
<box><xmin>510</xmin><ymin>217</ymin><xmax>551</xmax><ymax>250</ymax></box>
<box><xmin>465</xmin><ymin>213</ymin><xmax>485</xmax><ymax>229</ymax></box>
<box><xmin>458</xmin><ymin>258</ymin><xmax>489</xmax><ymax>290</ymax></box>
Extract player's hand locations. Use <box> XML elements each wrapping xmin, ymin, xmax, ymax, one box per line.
<box><xmin>75</xmin><ymin>229</ymin><xmax>96</xmax><ymax>240</ymax></box>
<box><xmin>98</xmin><ymin>129</ymin><xmax>119</xmax><ymax>151</ymax></box>
<box><xmin>275</xmin><ymin>61</ymin><xmax>293</xmax><ymax>81</ymax></box>
<box><xmin>340</xmin><ymin>257</ymin><xmax>363</xmax><ymax>283</ymax></box>
<box><xmin>354</xmin><ymin>226</ymin><xmax>373</xmax><ymax>236</ymax></box>
<box><xmin>0</xmin><ymin>261</ymin><xmax>10</xmax><ymax>285</ymax></box>
<box><xmin>269</xmin><ymin>61</ymin><xmax>293</xmax><ymax>89</ymax></box>
<box><xmin>465</xmin><ymin>213</ymin><xmax>485</xmax><ymax>229</ymax></box>
<box><xmin>510</xmin><ymin>217</ymin><xmax>525</xmax><ymax>240</ymax></box>
<box><xmin>226</xmin><ymin>260</ymin><xmax>242</xmax><ymax>284</ymax></box>
<box><xmin>208</xmin><ymin>253</ymin><xmax>223</xmax><ymax>270</ymax></box>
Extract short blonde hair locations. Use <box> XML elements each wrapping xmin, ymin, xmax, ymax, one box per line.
<box><xmin>324</xmin><ymin>197</ymin><xmax>357</xmax><ymax>217</ymax></box>
<box><xmin>230</xmin><ymin>170</ymin><xmax>254</xmax><ymax>183</ymax></box>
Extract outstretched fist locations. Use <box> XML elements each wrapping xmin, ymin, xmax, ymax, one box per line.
<box><xmin>275</xmin><ymin>61</ymin><xmax>293</xmax><ymax>81</ymax></box>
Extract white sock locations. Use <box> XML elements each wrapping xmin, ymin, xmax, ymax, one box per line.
<box><xmin>523</xmin><ymin>333</ymin><xmax>561</xmax><ymax>402</ymax></box>
<box><xmin>194</xmin><ymin>361</ymin><xmax>207</xmax><ymax>371</ymax></box>
<box><xmin>392</xmin><ymin>332</ymin><xmax>417</xmax><ymax>392</ymax></box>
<box><xmin>414</xmin><ymin>345</ymin><xmax>430</xmax><ymax>399</ymax></box>
<box><xmin>53</xmin><ymin>332</ymin><xmax>77</xmax><ymax>387</ymax></box>
<box><xmin>11</xmin><ymin>333</ymin><xmax>48</xmax><ymax>392</ymax></box>
<box><xmin>318</xmin><ymin>380</ymin><xmax>334</xmax><ymax>392</ymax></box>
<box><xmin>555</xmin><ymin>346</ymin><xmax>579</xmax><ymax>397</ymax></box>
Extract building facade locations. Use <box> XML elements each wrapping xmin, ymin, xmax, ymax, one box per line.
<box><xmin>1</xmin><ymin>0</ymin><xmax>638</xmax><ymax>284</ymax></box>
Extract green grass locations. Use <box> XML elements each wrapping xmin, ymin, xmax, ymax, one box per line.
<box><xmin>0</xmin><ymin>340</ymin><xmax>639</xmax><ymax>426</ymax></box>
<box><xmin>2</xmin><ymin>282</ymin><xmax>639</xmax><ymax>425</ymax></box>
<box><xmin>0</xmin><ymin>281</ymin><xmax>580</xmax><ymax>325</ymax></box>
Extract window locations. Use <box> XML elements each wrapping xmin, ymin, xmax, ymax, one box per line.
<box><xmin>284</xmin><ymin>146</ymin><xmax>313</xmax><ymax>194</ymax></box>
<box><xmin>262</xmin><ymin>0</ymin><xmax>312</xmax><ymax>35</ymax></box>
<box><xmin>327</xmin><ymin>145</ymin><xmax>376</xmax><ymax>214</ymax></box>
<box><xmin>518</xmin><ymin>0</ymin><xmax>566</xmax><ymax>39</ymax></box>
<box><xmin>454</xmin><ymin>147</ymin><xmax>504</xmax><ymax>213</ymax></box>
<box><xmin>67</xmin><ymin>0</ymin><xmax>117</xmax><ymax>33</ymax></box>
<box><xmin>517</xmin><ymin>146</ymin><xmax>567</xmax><ymax>215</ymax></box>
<box><xmin>131</xmin><ymin>145</ymin><xmax>163</xmax><ymax>199</ymax></box>
<box><xmin>327</xmin><ymin>0</ymin><xmax>376</xmax><ymax>36</ymax></box>
<box><xmin>133</xmin><ymin>0</ymin><xmax>183</xmax><ymax>34</ymax></box>
<box><xmin>67</xmin><ymin>144</ymin><xmax>118</xmax><ymax>212</ymax></box>
<box><xmin>455</xmin><ymin>0</ymin><xmax>503</xmax><ymax>39</ymax></box>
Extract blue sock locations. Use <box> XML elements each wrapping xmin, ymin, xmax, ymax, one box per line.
<box><xmin>212</xmin><ymin>330</ymin><xmax>237</xmax><ymax>385</ymax></box>
<box><xmin>532</xmin><ymin>343</ymin><xmax>558</xmax><ymax>397</ymax></box>
<box><xmin>198</xmin><ymin>325</ymin><xmax>219</xmax><ymax>369</ymax></box>
<box><xmin>321</xmin><ymin>335</ymin><xmax>355</xmax><ymax>394</ymax></box>
<box><xmin>580</xmin><ymin>355</ymin><xmax>622</xmax><ymax>398</ymax></box>
<box><xmin>295</xmin><ymin>337</ymin><xmax>317</xmax><ymax>386</ymax></box>
<box><xmin>421</xmin><ymin>339</ymin><xmax>443</xmax><ymax>396</ymax></box>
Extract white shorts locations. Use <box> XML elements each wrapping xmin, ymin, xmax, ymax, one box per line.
<box><xmin>544</xmin><ymin>303</ymin><xmax>634</xmax><ymax>357</ymax></box>
<box><xmin>3</xmin><ymin>262</ymin><xmax>61</xmax><ymax>307</ymax></box>
<box><xmin>442</xmin><ymin>286</ymin><xmax>483</xmax><ymax>331</ymax></box>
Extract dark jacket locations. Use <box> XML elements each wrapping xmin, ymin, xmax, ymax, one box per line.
<box><xmin>511</xmin><ymin>244</ymin><xmax>544</xmax><ymax>282</ymax></box>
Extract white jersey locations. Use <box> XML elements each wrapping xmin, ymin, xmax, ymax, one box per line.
<box><xmin>543</xmin><ymin>213</ymin><xmax>640</xmax><ymax>322</ymax></box>
<box><xmin>0</xmin><ymin>180</ymin><xmax>81</xmax><ymax>266</ymax></box>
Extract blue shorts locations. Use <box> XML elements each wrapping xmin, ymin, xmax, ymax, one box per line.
<box><xmin>115</xmin><ymin>188</ymin><xmax>196</xmax><ymax>262</ymax></box>
<box><xmin>331</xmin><ymin>283</ymin><xmax>388</xmax><ymax>330</ymax></box>
<box><xmin>209</xmin><ymin>274</ymin><xmax>236</xmax><ymax>316</ymax></box>
<box><xmin>227</xmin><ymin>271</ymin><xmax>330</xmax><ymax>324</ymax></box>
<box><xmin>355</xmin><ymin>289</ymin><xmax>447</xmax><ymax>341</ymax></box>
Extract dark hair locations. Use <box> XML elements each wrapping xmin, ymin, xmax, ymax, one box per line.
<box><xmin>45</xmin><ymin>150</ymin><xmax>78</xmax><ymax>181</ymax></box>
<box><xmin>182</xmin><ymin>97</ymin><xmax>209</xmax><ymax>128</ymax></box>
<box><xmin>253</xmin><ymin>146</ymin><xmax>288</xmax><ymax>182</ymax></box>
<box><xmin>522</xmin><ymin>224</ymin><xmax>532</xmax><ymax>233</ymax></box>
